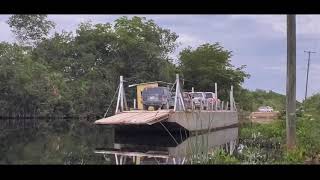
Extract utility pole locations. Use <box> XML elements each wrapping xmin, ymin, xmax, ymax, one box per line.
<box><xmin>286</xmin><ymin>15</ymin><xmax>296</xmax><ymax>149</ymax></box>
<box><xmin>304</xmin><ymin>50</ymin><xmax>316</xmax><ymax>101</ymax></box>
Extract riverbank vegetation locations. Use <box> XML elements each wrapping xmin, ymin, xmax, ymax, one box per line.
<box><xmin>200</xmin><ymin>93</ymin><xmax>320</xmax><ymax>164</ymax></box>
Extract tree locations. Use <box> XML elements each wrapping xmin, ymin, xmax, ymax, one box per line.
<box><xmin>0</xmin><ymin>42</ymin><xmax>68</xmax><ymax>116</ymax></box>
<box><xmin>30</xmin><ymin>16</ymin><xmax>179</xmax><ymax>117</ymax></box>
<box><xmin>112</xmin><ymin>16</ymin><xmax>178</xmax><ymax>82</ymax></box>
<box><xmin>304</xmin><ymin>93</ymin><xmax>320</xmax><ymax>116</ymax></box>
<box><xmin>7</xmin><ymin>15</ymin><xmax>55</xmax><ymax>46</ymax></box>
<box><xmin>178</xmin><ymin>43</ymin><xmax>250</xmax><ymax>100</ymax></box>
<box><xmin>236</xmin><ymin>89</ymin><xmax>287</xmax><ymax>112</ymax></box>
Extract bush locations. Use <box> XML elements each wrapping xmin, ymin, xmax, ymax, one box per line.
<box><xmin>190</xmin><ymin>149</ymin><xmax>240</xmax><ymax>164</ymax></box>
<box><xmin>281</xmin><ymin>147</ymin><xmax>306</xmax><ymax>164</ymax></box>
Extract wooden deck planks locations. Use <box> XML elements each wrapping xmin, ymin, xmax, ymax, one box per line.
<box><xmin>94</xmin><ymin>110</ymin><xmax>172</xmax><ymax>125</ymax></box>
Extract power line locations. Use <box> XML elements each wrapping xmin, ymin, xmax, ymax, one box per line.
<box><xmin>304</xmin><ymin>50</ymin><xmax>316</xmax><ymax>101</ymax></box>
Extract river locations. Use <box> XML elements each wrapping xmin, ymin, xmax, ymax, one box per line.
<box><xmin>0</xmin><ymin>118</ymin><xmax>238</xmax><ymax>164</ymax></box>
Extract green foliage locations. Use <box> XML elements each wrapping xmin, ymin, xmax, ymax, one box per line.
<box><xmin>281</xmin><ymin>147</ymin><xmax>306</xmax><ymax>164</ymax></box>
<box><xmin>237</xmin><ymin>89</ymin><xmax>287</xmax><ymax>112</ymax></box>
<box><xmin>189</xmin><ymin>148</ymin><xmax>240</xmax><ymax>164</ymax></box>
<box><xmin>1</xmin><ymin>16</ymin><xmax>179</xmax><ymax>117</ymax></box>
<box><xmin>7</xmin><ymin>15</ymin><xmax>55</xmax><ymax>45</ymax></box>
<box><xmin>207</xmin><ymin>149</ymin><xmax>240</xmax><ymax>164</ymax></box>
<box><xmin>236</xmin><ymin>96</ymin><xmax>320</xmax><ymax>164</ymax></box>
<box><xmin>295</xmin><ymin>114</ymin><xmax>320</xmax><ymax>158</ymax></box>
<box><xmin>219</xmin><ymin>97</ymin><xmax>320</xmax><ymax>164</ymax></box>
<box><xmin>236</xmin><ymin>122</ymin><xmax>284</xmax><ymax>164</ymax></box>
<box><xmin>240</xmin><ymin>120</ymin><xmax>285</xmax><ymax>140</ymax></box>
<box><xmin>178</xmin><ymin>43</ymin><xmax>250</xmax><ymax>100</ymax></box>
<box><xmin>0</xmin><ymin>42</ymin><xmax>66</xmax><ymax>115</ymax></box>
<box><xmin>304</xmin><ymin>93</ymin><xmax>320</xmax><ymax>117</ymax></box>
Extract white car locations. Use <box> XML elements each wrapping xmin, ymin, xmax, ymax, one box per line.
<box><xmin>258</xmin><ymin>106</ymin><xmax>274</xmax><ymax>112</ymax></box>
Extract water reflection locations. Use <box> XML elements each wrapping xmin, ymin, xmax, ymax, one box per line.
<box><xmin>0</xmin><ymin>118</ymin><xmax>238</xmax><ymax>164</ymax></box>
<box><xmin>94</xmin><ymin>127</ymin><xmax>239</xmax><ymax>165</ymax></box>
<box><xmin>1</xmin><ymin>118</ymin><xmax>108</xmax><ymax>164</ymax></box>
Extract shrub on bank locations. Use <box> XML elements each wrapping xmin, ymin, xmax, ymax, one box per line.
<box><xmin>198</xmin><ymin>110</ymin><xmax>320</xmax><ymax>164</ymax></box>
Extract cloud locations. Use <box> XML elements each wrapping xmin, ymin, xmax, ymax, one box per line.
<box><xmin>263</xmin><ymin>66</ymin><xmax>286</xmax><ymax>72</ymax></box>
<box><xmin>0</xmin><ymin>19</ymin><xmax>14</xmax><ymax>43</ymax></box>
<box><xmin>177</xmin><ymin>33</ymin><xmax>203</xmax><ymax>46</ymax></box>
<box><xmin>297</xmin><ymin>15</ymin><xmax>320</xmax><ymax>35</ymax></box>
<box><xmin>231</xmin><ymin>15</ymin><xmax>320</xmax><ymax>36</ymax></box>
<box><xmin>48</xmin><ymin>15</ymin><xmax>119</xmax><ymax>34</ymax></box>
<box><xmin>310</xmin><ymin>64</ymin><xmax>320</xmax><ymax>78</ymax></box>
<box><xmin>230</xmin><ymin>15</ymin><xmax>286</xmax><ymax>36</ymax></box>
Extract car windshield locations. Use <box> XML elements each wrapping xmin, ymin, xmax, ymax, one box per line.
<box><xmin>143</xmin><ymin>88</ymin><xmax>164</xmax><ymax>95</ymax></box>
<box><xmin>192</xmin><ymin>93</ymin><xmax>203</xmax><ymax>98</ymax></box>
<box><xmin>205</xmin><ymin>93</ymin><xmax>213</xmax><ymax>98</ymax></box>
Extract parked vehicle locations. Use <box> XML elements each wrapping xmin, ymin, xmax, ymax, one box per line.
<box><xmin>183</xmin><ymin>92</ymin><xmax>192</xmax><ymax>109</ymax></box>
<box><xmin>204</xmin><ymin>92</ymin><xmax>221</xmax><ymax>110</ymax></box>
<box><xmin>142</xmin><ymin>87</ymin><xmax>174</xmax><ymax>110</ymax></box>
<box><xmin>204</xmin><ymin>92</ymin><xmax>215</xmax><ymax>109</ymax></box>
<box><xmin>258</xmin><ymin>106</ymin><xmax>274</xmax><ymax>112</ymax></box>
<box><xmin>190</xmin><ymin>92</ymin><xmax>207</xmax><ymax>110</ymax></box>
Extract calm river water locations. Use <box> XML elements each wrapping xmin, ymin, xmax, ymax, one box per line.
<box><xmin>0</xmin><ymin>118</ymin><xmax>238</xmax><ymax>164</ymax></box>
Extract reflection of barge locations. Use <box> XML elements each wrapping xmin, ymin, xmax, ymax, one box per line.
<box><xmin>95</xmin><ymin>127</ymin><xmax>239</xmax><ymax>165</ymax></box>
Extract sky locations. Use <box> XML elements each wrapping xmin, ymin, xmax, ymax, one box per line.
<box><xmin>1</xmin><ymin>15</ymin><xmax>320</xmax><ymax>101</ymax></box>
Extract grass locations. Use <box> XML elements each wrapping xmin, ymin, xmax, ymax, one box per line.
<box><xmin>186</xmin><ymin>109</ymin><xmax>320</xmax><ymax>164</ymax></box>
